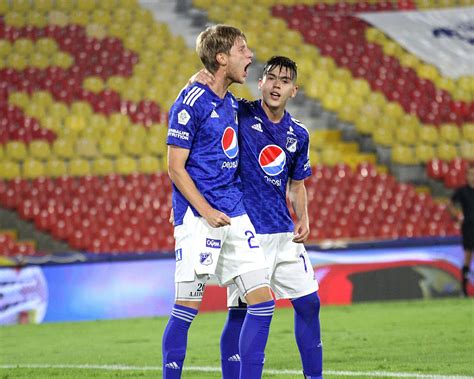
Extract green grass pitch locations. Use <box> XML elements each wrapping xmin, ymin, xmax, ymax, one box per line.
<box><xmin>1</xmin><ymin>298</ymin><xmax>473</xmax><ymax>378</ymax></box>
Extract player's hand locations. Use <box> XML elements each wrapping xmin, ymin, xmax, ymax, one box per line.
<box><xmin>203</xmin><ymin>208</ymin><xmax>231</xmax><ymax>228</ymax></box>
<box><xmin>169</xmin><ymin>208</ymin><xmax>174</xmax><ymax>224</ymax></box>
<box><xmin>293</xmin><ymin>220</ymin><xmax>309</xmax><ymax>243</ymax></box>
<box><xmin>188</xmin><ymin>68</ymin><xmax>215</xmax><ymax>86</ymax></box>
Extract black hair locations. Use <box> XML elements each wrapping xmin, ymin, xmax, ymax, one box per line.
<box><xmin>262</xmin><ymin>56</ymin><xmax>297</xmax><ymax>81</ymax></box>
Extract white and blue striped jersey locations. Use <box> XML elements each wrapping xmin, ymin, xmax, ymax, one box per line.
<box><xmin>167</xmin><ymin>83</ymin><xmax>246</xmax><ymax>226</ymax></box>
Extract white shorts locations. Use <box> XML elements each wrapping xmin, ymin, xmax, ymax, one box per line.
<box><xmin>173</xmin><ymin>208</ymin><xmax>268</xmax><ymax>287</ymax></box>
<box><xmin>228</xmin><ymin>232</ymin><xmax>319</xmax><ymax>306</ymax></box>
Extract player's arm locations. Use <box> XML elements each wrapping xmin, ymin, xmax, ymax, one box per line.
<box><xmin>168</xmin><ymin>145</ymin><xmax>231</xmax><ymax>227</ymax></box>
<box><xmin>288</xmin><ymin>178</ymin><xmax>310</xmax><ymax>243</ymax></box>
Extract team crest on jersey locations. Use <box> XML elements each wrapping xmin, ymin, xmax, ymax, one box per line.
<box><xmin>286</xmin><ymin>137</ymin><xmax>297</xmax><ymax>152</ymax></box>
<box><xmin>222</xmin><ymin>127</ymin><xmax>239</xmax><ymax>159</ymax></box>
<box><xmin>259</xmin><ymin>145</ymin><xmax>286</xmax><ymax>176</ymax></box>
<box><xmin>178</xmin><ymin>109</ymin><xmax>190</xmax><ymax>125</ymax></box>
<box><xmin>199</xmin><ymin>252</ymin><xmax>213</xmax><ymax>266</ymax></box>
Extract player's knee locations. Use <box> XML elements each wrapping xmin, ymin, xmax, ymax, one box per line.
<box><xmin>233</xmin><ymin>269</ymin><xmax>272</xmax><ymax>305</ymax></box>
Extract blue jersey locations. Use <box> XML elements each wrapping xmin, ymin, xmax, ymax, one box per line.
<box><xmin>167</xmin><ymin>83</ymin><xmax>246</xmax><ymax>225</ymax></box>
<box><xmin>238</xmin><ymin>100</ymin><xmax>312</xmax><ymax>234</ymax></box>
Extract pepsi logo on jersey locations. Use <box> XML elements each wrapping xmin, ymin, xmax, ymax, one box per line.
<box><xmin>221</xmin><ymin>127</ymin><xmax>239</xmax><ymax>159</ymax></box>
<box><xmin>259</xmin><ymin>145</ymin><xmax>286</xmax><ymax>176</ymax></box>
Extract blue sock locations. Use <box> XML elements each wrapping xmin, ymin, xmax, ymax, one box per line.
<box><xmin>239</xmin><ymin>300</ymin><xmax>275</xmax><ymax>379</ymax></box>
<box><xmin>292</xmin><ymin>292</ymin><xmax>323</xmax><ymax>379</ymax></box>
<box><xmin>162</xmin><ymin>304</ymin><xmax>198</xmax><ymax>379</ymax></box>
<box><xmin>221</xmin><ymin>307</ymin><xmax>247</xmax><ymax>379</ymax></box>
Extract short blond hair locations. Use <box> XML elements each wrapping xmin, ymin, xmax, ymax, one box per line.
<box><xmin>196</xmin><ymin>24</ymin><xmax>246</xmax><ymax>73</ymax></box>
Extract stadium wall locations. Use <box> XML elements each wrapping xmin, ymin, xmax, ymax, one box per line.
<box><xmin>0</xmin><ymin>240</ymin><xmax>471</xmax><ymax>325</ymax></box>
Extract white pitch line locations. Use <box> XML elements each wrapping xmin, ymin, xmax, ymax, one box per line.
<box><xmin>0</xmin><ymin>364</ymin><xmax>473</xmax><ymax>379</ymax></box>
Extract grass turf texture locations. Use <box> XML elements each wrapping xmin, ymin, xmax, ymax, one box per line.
<box><xmin>1</xmin><ymin>298</ymin><xmax>472</xmax><ymax>378</ymax></box>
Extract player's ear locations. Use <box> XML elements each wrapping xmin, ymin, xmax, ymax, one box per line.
<box><xmin>291</xmin><ymin>84</ymin><xmax>298</xmax><ymax>98</ymax></box>
<box><xmin>258</xmin><ymin>78</ymin><xmax>263</xmax><ymax>90</ymax></box>
<box><xmin>216</xmin><ymin>52</ymin><xmax>227</xmax><ymax>66</ymax></box>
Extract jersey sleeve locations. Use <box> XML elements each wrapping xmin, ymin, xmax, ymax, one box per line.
<box><xmin>167</xmin><ymin>100</ymin><xmax>199</xmax><ymax>149</ymax></box>
<box><xmin>290</xmin><ymin>131</ymin><xmax>312</xmax><ymax>180</ymax></box>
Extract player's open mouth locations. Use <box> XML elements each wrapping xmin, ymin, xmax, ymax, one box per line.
<box><xmin>270</xmin><ymin>91</ymin><xmax>280</xmax><ymax>99</ymax></box>
<box><xmin>244</xmin><ymin>62</ymin><xmax>251</xmax><ymax>74</ymax></box>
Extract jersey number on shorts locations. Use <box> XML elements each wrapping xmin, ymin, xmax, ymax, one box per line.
<box><xmin>245</xmin><ymin>230</ymin><xmax>259</xmax><ymax>249</ymax></box>
<box><xmin>299</xmin><ymin>253</ymin><xmax>308</xmax><ymax>273</ymax></box>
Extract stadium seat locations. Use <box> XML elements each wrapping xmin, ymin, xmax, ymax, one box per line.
<box><xmin>22</xmin><ymin>159</ymin><xmax>46</xmax><ymax>179</ymax></box>
<box><xmin>92</xmin><ymin>158</ymin><xmax>115</xmax><ymax>176</ymax></box>
<box><xmin>52</xmin><ymin>139</ymin><xmax>75</xmax><ymax>160</ymax></box>
<box><xmin>419</xmin><ymin>125</ymin><xmax>439</xmax><ymax>145</ymax></box>
<box><xmin>45</xmin><ymin>159</ymin><xmax>68</xmax><ymax>178</ymax></box>
<box><xmin>439</xmin><ymin>124</ymin><xmax>461</xmax><ymax>144</ymax></box>
<box><xmin>115</xmin><ymin>156</ymin><xmax>138</xmax><ymax>175</ymax></box>
<box><xmin>392</xmin><ymin>145</ymin><xmax>417</xmax><ymax>165</ymax></box>
<box><xmin>29</xmin><ymin>140</ymin><xmax>52</xmax><ymax>161</ymax></box>
<box><xmin>462</xmin><ymin>123</ymin><xmax>474</xmax><ymax>143</ymax></box>
<box><xmin>69</xmin><ymin>158</ymin><xmax>91</xmax><ymax>177</ymax></box>
<box><xmin>138</xmin><ymin>156</ymin><xmax>160</xmax><ymax>174</ymax></box>
<box><xmin>415</xmin><ymin>143</ymin><xmax>435</xmax><ymax>163</ymax></box>
<box><xmin>6</xmin><ymin>141</ymin><xmax>28</xmax><ymax>162</ymax></box>
<box><xmin>436</xmin><ymin>143</ymin><xmax>458</xmax><ymax>162</ymax></box>
<box><xmin>0</xmin><ymin>161</ymin><xmax>21</xmax><ymax>180</ymax></box>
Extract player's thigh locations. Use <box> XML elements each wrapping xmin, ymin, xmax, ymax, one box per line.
<box><xmin>216</xmin><ymin>214</ymin><xmax>268</xmax><ymax>286</ymax></box>
<box><xmin>272</xmin><ymin>234</ymin><xmax>318</xmax><ymax>299</ymax></box>
<box><xmin>175</xmin><ymin>274</ymin><xmax>210</xmax><ymax>309</ymax></box>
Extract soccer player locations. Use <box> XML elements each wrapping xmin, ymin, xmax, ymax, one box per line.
<box><xmin>448</xmin><ymin>163</ymin><xmax>474</xmax><ymax>297</ymax></box>
<box><xmin>162</xmin><ymin>25</ymin><xmax>275</xmax><ymax>379</ymax></box>
<box><xmin>190</xmin><ymin>56</ymin><xmax>323</xmax><ymax>379</ymax></box>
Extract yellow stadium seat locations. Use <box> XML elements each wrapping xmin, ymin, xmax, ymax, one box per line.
<box><xmin>439</xmin><ymin>123</ymin><xmax>461</xmax><ymax>144</ymax></box>
<box><xmin>436</xmin><ymin>143</ymin><xmax>458</xmax><ymax>162</ymax></box>
<box><xmin>145</xmin><ymin>135</ymin><xmax>166</xmax><ymax>157</ymax></box>
<box><xmin>77</xmin><ymin>0</ymin><xmax>96</xmax><ymax>12</ymax></box>
<box><xmin>92</xmin><ymin>158</ymin><xmax>114</xmax><ymax>176</ymax></box>
<box><xmin>460</xmin><ymin>142</ymin><xmax>474</xmax><ymax>161</ymax></box>
<box><xmin>0</xmin><ymin>0</ymin><xmax>9</xmax><ymax>14</ymax></box>
<box><xmin>45</xmin><ymin>158</ymin><xmax>67</xmax><ymax>178</ymax></box>
<box><xmin>13</xmin><ymin>38</ymin><xmax>34</xmax><ymax>56</ymax></box>
<box><xmin>4</xmin><ymin>12</ymin><xmax>25</xmax><ymax>28</ymax></box>
<box><xmin>83</xmin><ymin>76</ymin><xmax>104</xmax><ymax>93</ymax></box>
<box><xmin>51</xmin><ymin>52</ymin><xmax>74</xmax><ymax>69</ymax></box>
<box><xmin>68</xmin><ymin>158</ymin><xmax>91</xmax><ymax>177</ymax></box>
<box><xmin>76</xmin><ymin>138</ymin><xmax>99</xmax><ymax>159</ymax></box>
<box><xmin>30</xmin><ymin>52</ymin><xmax>49</xmax><ymax>69</ymax></box>
<box><xmin>123</xmin><ymin>135</ymin><xmax>145</xmax><ymax>157</ymax></box>
<box><xmin>391</xmin><ymin>145</ymin><xmax>417</xmax><ymax>165</ymax></box>
<box><xmin>26</xmin><ymin>10</ymin><xmax>48</xmax><ymax>28</ymax></box>
<box><xmin>463</xmin><ymin>123</ymin><xmax>474</xmax><ymax>143</ymax></box>
<box><xmin>415</xmin><ymin>143</ymin><xmax>435</xmax><ymax>163</ymax></box>
<box><xmin>91</xmin><ymin>9</ymin><xmax>111</xmax><ymax>26</ymax></box>
<box><xmin>33</xmin><ymin>0</ymin><xmax>53</xmax><ymax>12</ymax></box>
<box><xmin>0</xmin><ymin>161</ymin><xmax>21</xmax><ymax>180</ymax></box>
<box><xmin>29</xmin><ymin>140</ymin><xmax>52</xmax><ymax>161</ymax></box>
<box><xmin>22</xmin><ymin>159</ymin><xmax>45</xmax><ymax>179</ymax></box>
<box><xmin>350</xmin><ymin>79</ymin><xmax>370</xmax><ymax>98</ymax></box>
<box><xmin>119</xmin><ymin>0</ymin><xmax>139</xmax><ymax>8</ymax></box>
<box><xmin>52</xmin><ymin>138</ymin><xmax>75</xmax><ymax>160</ymax></box>
<box><xmin>71</xmin><ymin>101</ymin><xmax>93</xmax><ymax>118</ymax></box>
<box><xmin>69</xmin><ymin>10</ymin><xmax>89</xmax><ymax>26</ymax></box>
<box><xmin>0</xmin><ymin>144</ymin><xmax>3</xmax><ymax>160</ymax></box>
<box><xmin>115</xmin><ymin>156</ymin><xmax>137</xmax><ymax>175</ymax></box>
<box><xmin>138</xmin><ymin>155</ymin><xmax>160</xmax><ymax>174</ymax></box>
<box><xmin>11</xmin><ymin>0</ymin><xmax>30</xmax><ymax>13</ymax></box>
<box><xmin>99</xmin><ymin>139</ymin><xmax>121</xmax><ymax>158</ymax></box>
<box><xmin>355</xmin><ymin>115</ymin><xmax>375</xmax><ymax>135</ymax></box>
<box><xmin>6</xmin><ymin>141</ymin><xmax>28</xmax><ymax>162</ymax></box>
<box><xmin>384</xmin><ymin>102</ymin><xmax>404</xmax><ymax>120</ymax></box>
<box><xmin>98</xmin><ymin>0</ymin><xmax>117</xmax><ymax>10</ymax></box>
<box><xmin>31</xmin><ymin>90</ymin><xmax>54</xmax><ymax>108</ymax></box>
<box><xmin>419</xmin><ymin>125</ymin><xmax>439</xmax><ymax>145</ymax></box>
<box><xmin>0</xmin><ymin>40</ymin><xmax>12</xmax><ymax>58</ymax></box>
<box><xmin>48</xmin><ymin>10</ymin><xmax>70</xmax><ymax>27</ymax></box>
<box><xmin>64</xmin><ymin>114</ymin><xmax>86</xmax><ymax>133</ymax></box>
<box><xmin>395</xmin><ymin>126</ymin><xmax>418</xmax><ymax>146</ymax></box>
<box><xmin>56</xmin><ymin>0</ymin><xmax>74</xmax><ymax>11</ymax></box>
<box><xmin>373</xmin><ymin>128</ymin><xmax>394</xmax><ymax>147</ymax></box>
<box><xmin>321</xmin><ymin>148</ymin><xmax>341</xmax><ymax>167</ymax></box>
<box><xmin>7</xmin><ymin>53</ymin><xmax>28</xmax><ymax>70</ymax></box>
<box><xmin>9</xmin><ymin>91</ymin><xmax>30</xmax><ymax>108</ymax></box>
